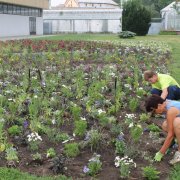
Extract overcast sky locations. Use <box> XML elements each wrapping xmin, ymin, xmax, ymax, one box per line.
<box><xmin>51</xmin><ymin>0</ymin><xmax>65</xmax><ymax>6</ymax></box>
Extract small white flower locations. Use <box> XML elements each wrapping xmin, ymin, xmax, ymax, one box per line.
<box><xmin>62</xmin><ymin>139</ymin><xmax>69</xmax><ymax>144</ymax></box>
<box><xmin>98</xmin><ymin>109</ymin><xmax>106</xmax><ymax>115</ymax></box>
<box><xmin>52</xmin><ymin>119</ymin><xmax>56</xmax><ymax>124</ymax></box>
<box><xmin>129</xmin><ymin>122</ymin><xmax>134</xmax><ymax>128</ymax></box>
<box><xmin>80</xmin><ymin>117</ymin><xmax>86</xmax><ymax>121</ymax></box>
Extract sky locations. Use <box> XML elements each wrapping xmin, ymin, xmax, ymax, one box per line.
<box><xmin>51</xmin><ymin>0</ymin><xmax>65</xmax><ymax>6</ymax></box>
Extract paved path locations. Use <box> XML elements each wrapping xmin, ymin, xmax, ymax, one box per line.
<box><xmin>0</xmin><ymin>35</ymin><xmax>55</xmax><ymax>41</ymax></box>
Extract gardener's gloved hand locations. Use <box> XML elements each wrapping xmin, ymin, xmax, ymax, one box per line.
<box><xmin>154</xmin><ymin>151</ymin><xmax>164</xmax><ymax>162</ymax></box>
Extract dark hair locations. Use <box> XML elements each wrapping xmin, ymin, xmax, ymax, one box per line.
<box><xmin>145</xmin><ymin>94</ymin><xmax>165</xmax><ymax>112</ymax></box>
<box><xmin>144</xmin><ymin>70</ymin><xmax>157</xmax><ymax>81</ymax></box>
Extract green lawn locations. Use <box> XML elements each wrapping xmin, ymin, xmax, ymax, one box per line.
<box><xmin>37</xmin><ymin>34</ymin><xmax>180</xmax><ymax>84</ymax></box>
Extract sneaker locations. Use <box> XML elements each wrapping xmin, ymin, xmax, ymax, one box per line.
<box><xmin>169</xmin><ymin>151</ymin><xmax>180</xmax><ymax>165</ymax></box>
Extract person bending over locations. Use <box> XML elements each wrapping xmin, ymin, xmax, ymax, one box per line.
<box><xmin>144</xmin><ymin>70</ymin><xmax>180</xmax><ymax>100</ymax></box>
<box><xmin>145</xmin><ymin>94</ymin><xmax>180</xmax><ymax>164</ymax></box>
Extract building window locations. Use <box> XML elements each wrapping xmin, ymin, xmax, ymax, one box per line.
<box><xmin>0</xmin><ymin>4</ymin><xmax>3</xmax><ymax>14</ymax></box>
<box><xmin>7</xmin><ymin>4</ymin><xmax>13</xmax><ymax>14</ymax></box>
<box><xmin>3</xmin><ymin>4</ymin><xmax>8</xmax><ymax>14</ymax></box>
<box><xmin>0</xmin><ymin>3</ymin><xmax>42</xmax><ymax>17</ymax></box>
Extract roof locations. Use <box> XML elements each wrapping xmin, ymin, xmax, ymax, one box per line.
<box><xmin>161</xmin><ymin>2</ymin><xmax>175</xmax><ymax>12</ymax></box>
<box><xmin>51</xmin><ymin>0</ymin><xmax>118</xmax><ymax>7</ymax></box>
<box><xmin>78</xmin><ymin>0</ymin><xmax>118</xmax><ymax>5</ymax></box>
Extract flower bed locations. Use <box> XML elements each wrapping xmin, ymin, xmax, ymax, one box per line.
<box><xmin>0</xmin><ymin>40</ymin><xmax>175</xmax><ymax>179</ymax></box>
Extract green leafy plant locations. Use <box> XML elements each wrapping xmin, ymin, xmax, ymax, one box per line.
<box><xmin>46</xmin><ymin>148</ymin><xmax>56</xmax><ymax>158</ymax></box>
<box><xmin>88</xmin><ymin>156</ymin><xmax>102</xmax><ymax>176</ymax></box>
<box><xmin>8</xmin><ymin>125</ymin><xmax>22</xmax><ymax>136</ymax></box>
<box><xmin>130</xmin><ymin>124</ymin><xmax>143</xmax><ymax>142</ymax></box>
<box><xmin>115</xmin><ymin>156</ymin><xmax>136</xmax><ymax>179</ymax></box>
<box><xmin>5</xmin><ymin>147</ymin><xmax>19</xmax><ymax>162</ymax></box>
<box><xmin>84</xmin><ymin>153</ymin><xmax>102</xmax><ymax>177</ymax></box>
<box><xmin>147</xmin><ymin>124</ymin><xmax>161</xmax><ymax>132</ymax></box>
<box><xmin>64</xmin><ymin>143</ymin><xmax>80</xmax><ymax>158</ymax></box>
<box><xmin>136</xmin><ymin>87</ymin><xmax>146</xmax><ymax>97</ymax></box>
<box><xmin>142</xmin><ymin>166</ymin><xmax>160</xmax><ymax>180</ymax></box>
<box><xmin>118</xmin><ymin>31</ymin><xmax>136</xmax><ymax>38</ymax></box>
<box><xmin>139</xmin><ymin>113</ymin><xmax>150</xmax><ymax>122</ymax></box>
<box><xmin>70</xmin><ymin>102</ymin><xmax>82</xmax><ymax>121</ymax></box>
<box><xmin>74</xmin><ymin>120</ymin><xmax>87</xmax><ymax>137</ymax></box>
<box><xmin>129</xmin><ymin>98</ymin><xmax>139</xmax><ymax>112</ymax></box>
<box><xmin>115</xmin><ymin>140</ymin><xmax>126</xmax><ymax>155</ymax></box>
<box><xmin>27</xmin><ymin>132</ymin><xmax>42</xmax><ymax>151</ymax></box>
<box><xmin>110</xmin><ymin>123</ymin><xmax>123</xmax><ymax>136</ymax></box>
<box><xmin>83</xmin><ymin>129</ymin><xmax>104</xmax><ymax>151</ymax></box>
<box><xmin>169</xmin><ymin>164</ymin><xmax>180</xmax><ymax>180</ymax></box>
<box><xmin>32</xmin><ymin>152</ymin><xmax>42</xmax><ymax>161</ymax></box>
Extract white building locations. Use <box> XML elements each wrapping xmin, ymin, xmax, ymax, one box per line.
<box><xmin>161</xmin><ymin>1</ymin><xmax>180</xmax><ymax>31</ymax></box>
<box><xmin>0</xmin><ymin>0</ymin><xmax>49</xmax><ymax>37</ymax></box>
<box><xmin>44</xmin><ymin>0</ymin><xmax>122</xmax><ymax>34</ymax></box>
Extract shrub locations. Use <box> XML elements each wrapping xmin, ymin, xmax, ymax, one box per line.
<box><xmin>118</xmin><ymin>31</ymin><xmax>136</xmax><ymax>38</ymax></box>
<box><xmin>159</xmin><ymin>31</ymin><xmax>177</xmax><ymax>35</ymax></box>
<box><xmin>122</xmin><ymin>0</ymin><xmax>151</xmax><ymax>36</ymax></box>
<box><xmin>64</xmin><ymin>143</ymin><xmax>80</xmax><ymax>158</ymax></box>
<box><xmin>142</xmin><ymin>166</ymin><xmax>160</xmax><ymax>180</ymax></box>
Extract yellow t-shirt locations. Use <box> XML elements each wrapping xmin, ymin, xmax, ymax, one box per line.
<box><xmin>152</xmin><ymin>74</ymin><xmax>180</xmax><ymax>90</ymax></box>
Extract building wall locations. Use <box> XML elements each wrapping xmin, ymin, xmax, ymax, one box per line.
<box><xmin>0</xmin><ymin>14</ymin><xmax>43</xmax><ymax>37</ymax></box>
<box><xmin>0</xmin><ymin>0</ymin><xmax>49</xmax><ymax>9</ymax></box>
<box><xmin>43</xmin><ymin>9</ymin><xmax>122</xmax><ymax>33</ymax></box>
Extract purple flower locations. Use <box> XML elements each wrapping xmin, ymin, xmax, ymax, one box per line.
<box><xmin>143</xmin><ymin>128</ymin><xmax>150</xmax><ymax>132</ymax></box>
<box><xmin>117</xmin><ymin>134</ymin><xmax>125</xmax><ymax>141</ymax></box>
<box><xmin>83</xmin><ymin>166</ymin><xmax>89</xmax><ymax>173</ymax></box>
<box><xmin>23</xmin><ymin>120</ymin><xmax>29</xmax><ymax>129</ymax></box>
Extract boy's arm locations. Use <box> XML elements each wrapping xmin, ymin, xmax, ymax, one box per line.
<box><xmin>159</xmin><ymin>108</ymin><xmax>178</xmax><ymax>154</ymax></box>
<box><xmin>161</xmin><ymin>88</ymin><xmax>168</xmax><ymax>100</ymax></box>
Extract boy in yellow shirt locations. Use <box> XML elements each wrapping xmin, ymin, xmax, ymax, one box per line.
<box><xmin>144</xmin><ymin>70</ymin><xmax>180</xmax><ymax>100</ymax></box>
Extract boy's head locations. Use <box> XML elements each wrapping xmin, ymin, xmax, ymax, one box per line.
<box><xmin>145</xmin><ymin>94</ymin><xmax>165</xmax><ymax>112</ymax></box>
<box><xmin>144</xmin><ymin>70</ymin><xmax>158</xmax><ymax>84</ymax></box>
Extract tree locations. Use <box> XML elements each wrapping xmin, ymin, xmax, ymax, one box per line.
<box><xmin>122</xmin><ymin>0</ymin><xmax>151</xmax><ymax>36</ymax></box>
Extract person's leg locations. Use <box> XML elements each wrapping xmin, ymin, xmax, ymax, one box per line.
<box><xmin>169</xmin><ymin>117</ymin><xmax>180</xmax><ymax>164</ymax></box>
<box><xmin>173</xmin><ymin>117</ymin><xmax>180</xmax><ymax>150</ymax></box>
<box><xmin>162</xmin><ymin>120</ymin><xmax>167</xmax><ymax>132</ymax></box>
<box><xmin>151</xmin><ymin>88</ymin><xmax>162</xmax><ymax>96</ymax></box>
<box><xmin>167</xmin><ymin>86</ymin><xmax>180</xmax><ymax>100</ymax></box>
<box><xmin>175</xmin><ymin>86</ymin><xmax>180</xmax><ymax>100</ymax></box>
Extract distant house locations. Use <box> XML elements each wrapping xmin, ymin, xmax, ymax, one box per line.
<box><xmin>0</xmin><ymin>0</ymin><xmax>49</xmax><ymax>37</ymax></box>
<box><xmin>161</xmin><ymin>1</ymin><xmax>180</xmax><ymax>31</ymax></box>
<box><xmin>43</xmin><ymin>0</ymin><xmax>122</xmax><ymax>34</ymax></box>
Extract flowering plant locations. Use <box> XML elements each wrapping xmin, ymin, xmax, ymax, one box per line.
<box><xmin>115</xmin><ymin>156</ymin><xmax>136</xmax><ymax>178</ymax></box>
<box><xmin>83</xmin><ymin>153</ymin><xmax>102</xmax><ymax>176</ymax></box>
<box><xmin>27</xmin><ymin>132</ymin><xmax>42</xmax><ymax>151</ymax></box>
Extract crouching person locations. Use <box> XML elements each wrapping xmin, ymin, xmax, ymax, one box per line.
<box><xmin>145</xmin><ymin>94</ymin><xmax>180</xmax><ymax>164</ymax></box>
<box><xmin>144</xmin><ymin>70</ymin><xmax>180</xmax><ymax>100</ymax></box>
